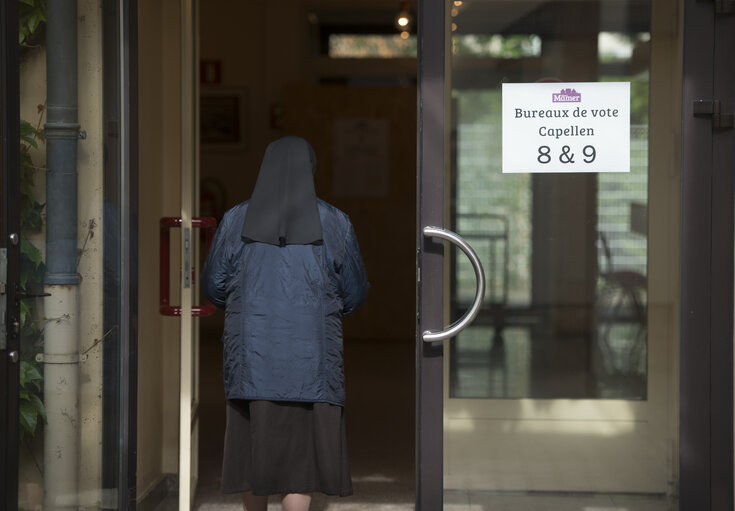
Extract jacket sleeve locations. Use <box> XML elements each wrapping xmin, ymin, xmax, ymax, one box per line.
<box><xmin>339</xmin><ymin>222</ymin><xmax>369</xmax><ymax>316</ymax></box>
<box><xmin>200</xmin><ymin>211</ymin><xmax>234</xmax><ymax>309</ymax></box>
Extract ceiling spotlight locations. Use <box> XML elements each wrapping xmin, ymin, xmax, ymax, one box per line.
<box><xmin>394</xmin><ymin>0</ymin><xmax>413</xmax><ymax>33</ymax></box>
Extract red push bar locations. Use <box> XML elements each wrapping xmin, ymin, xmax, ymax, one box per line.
<box><xmin>160</xmin><ymin>216</ymin><xmax>217</xmax><ymax>316</ymax></box>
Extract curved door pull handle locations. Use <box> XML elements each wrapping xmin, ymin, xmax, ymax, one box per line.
<box><xmin>422</xmin><ymin>226</ymin><xmax>485</xmax><ymax>342</ymax></box>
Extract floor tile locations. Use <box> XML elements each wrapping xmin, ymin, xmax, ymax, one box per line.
<box><xmin>469</xmin><ymin>492</ymin><xmax>616</xmax><ymax>511</ymax></box>
<box><xmin>609</xmin><ymin>494</ymin><xmax>676</xmax><ymax>511</ymax></box>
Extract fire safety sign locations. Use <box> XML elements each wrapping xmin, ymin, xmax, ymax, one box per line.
<box><xmin>502</xmin><ymin>82</ymin><xmax>630</xmax><ymax>173</ymax></box>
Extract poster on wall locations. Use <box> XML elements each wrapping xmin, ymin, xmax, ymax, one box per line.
<box><xmin>332</xmin><ymin>118</ymin><xmax>390</xmax><ymax>198</ymax></box>
<box><xmin>502</xmin><ymin>82</ymin><xmax>630</xmax><ymax>173</ymax></box>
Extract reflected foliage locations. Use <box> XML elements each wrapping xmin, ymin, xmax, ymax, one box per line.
<box><xmin>328</xmin><ymin>34</ymin><xmax>417</xmax><ymax>58</ymax></box>
<box><xmin>452</xmin><ymin>34</ymin><xmax>541</xmax><ymax>58</ymax></box>
<box><xmin>18</xmin><ymin>6</ymin><xmax>47</xmax><ymax>444</ymax></box>
<box><xmin>19</xmin><ymin>0</ymin><xmax>46</xmax><ymax>47</ymax></box>
<box><xmin>19</xmin><ymin>110</ymin><xmax>47</xmax><ymax>442</ymax></box>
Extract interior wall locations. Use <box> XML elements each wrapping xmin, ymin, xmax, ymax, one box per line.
<box><xmin>282</xmin><ymin>84</ymin><xmax>417</xmax><ymax>342</ymax></box>
<box><xmin>198</xmin><ymin>0</ymin><xmax>304</xmax><ymax>214</ymax></box>
<box><xmin>199</xmin><ymin>0</ymin><xmax>416</xmax><ymax>344</ymax></box>
<box><xmin>137</xmin><ymin>0</ymin><xmax>183</xmax><ymax>500</ymax></box>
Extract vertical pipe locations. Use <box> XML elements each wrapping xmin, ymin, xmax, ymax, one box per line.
<box><xmin>45</xmin><ymin>1</ymin><xmax>80</xmax><ymax>282</ymax></box>
<box><xmin>44</xmin><ymin>1</ymin><xmax>81</xmax><ymax>509</ymax></box>
<box><xmin>42</xmin><ymin>289</ymin><xmax>80</xmax><ymax>511</ymax></box>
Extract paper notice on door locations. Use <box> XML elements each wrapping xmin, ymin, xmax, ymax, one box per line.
<box><xmin>502</xmin><ymin>82</ymin><xmax>630</xmax><ymax>173</ymax></box>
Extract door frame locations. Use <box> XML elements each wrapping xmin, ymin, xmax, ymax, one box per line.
<box><xmin>119</xmin><ymin>1</ymin><xmax>140</xmax><ymax>507</ymax></box>
<box><xmin>416</xmin><ymin>0</ymin><xmax>447</xmax><ymax>509</ymax></box>
<box><xmin>416</xmin><ymin>0</ymin><xmax>735</xmax><ymax>509</ymax></box>
<box><xmin>0</xmin><ymin>0</ymin><xmax>21</xmax><ymax>509</ymax></box>
<box><xmin>178</xmin><ymin>0</ymin><xmax>201</xmax><ymax>507</ymax></box>
<box><xmin>680</xmin><ymin>0</ymin><xmax>735</xmax><ymax>508</ymax></box>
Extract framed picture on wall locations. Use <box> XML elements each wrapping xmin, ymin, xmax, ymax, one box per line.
<box><xmin>201</xmin><ymin>87</ymin><xmax>248</xmax><ymax>152</ymax></box>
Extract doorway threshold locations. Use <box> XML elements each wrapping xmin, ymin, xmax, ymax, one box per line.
<box><xmin>445</xmin><ymin>490</ymin><xmax>677</xmax><ymax>511</ymax></box>
<box><xmin>154</xmin><ymin>487</ymin><xmax>415</xmax><ymax>511</ymax></box>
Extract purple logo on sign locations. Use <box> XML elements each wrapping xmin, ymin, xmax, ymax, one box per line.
<box><xmin>552</xmin><ymin>88</ymin><xmax>581</xmax><ymax>103</ymax></box>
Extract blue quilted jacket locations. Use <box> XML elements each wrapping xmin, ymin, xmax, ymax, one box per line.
<box><xmin>201</xmin><ymin>199</ymin><xmax>369</xmax><ymax>406</ymax></box>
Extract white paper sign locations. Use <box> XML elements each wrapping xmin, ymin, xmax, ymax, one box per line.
<box><xmin>502</xmin><ymin>82</ymin><xmax>630</xmax><ymax>173</ymax></box>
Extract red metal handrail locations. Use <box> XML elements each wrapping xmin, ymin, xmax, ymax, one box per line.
<box><xmin>160</xmin><ymin>216</ymin><xmax>217</xmax><ymax>316</ymax></box>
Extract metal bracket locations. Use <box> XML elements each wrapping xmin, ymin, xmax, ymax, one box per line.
<box><xmin>183</xmin><ymin>227</ymin><xmax>191</xmax><ymax>289</ymax></box>
<box><xmin>693</xmin><ymin>99</ymin><xmax>734</xmax><ymax>129</ymax></box>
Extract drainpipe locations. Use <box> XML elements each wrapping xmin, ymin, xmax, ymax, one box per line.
<box><xmin>43</xmin><ymin>1</ymin><xmax>81</xmax><ymax>509</ymax></box>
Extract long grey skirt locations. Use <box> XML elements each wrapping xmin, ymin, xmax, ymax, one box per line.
<box><xmin>221</xmin><ymin>400</ymin><xmax>353</xmax><ymax>497</ymax></box>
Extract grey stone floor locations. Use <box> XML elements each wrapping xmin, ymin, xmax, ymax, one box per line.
<box><xmin>154</xmin><ymin>490</ymin><xmax>675</xmax><ymax>511</ymax></box>
<box><xmin>167</xmin><ymin>336</ymin><xmax>677</xmax><ymax>511</ymax></box>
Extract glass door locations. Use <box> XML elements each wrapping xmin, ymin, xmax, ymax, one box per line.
<box><xmin>444</xmin><ymin>0</ymin><xmax>672</xmax><ymax>496</ymax></box>
<box><xmin>2</xmin><ymin>1</ymin><xmax>137</xmax><ymax>509</ymax></box>
<box><xmin>415</xmin><ymin>0</ymin><xmax>719</xmax><ymax>508</ymax></box>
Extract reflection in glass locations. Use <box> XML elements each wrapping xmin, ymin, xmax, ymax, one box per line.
<box><xmin>17</xmin><ymin>1</ymin><xmax>127</xmax><ymax>508</ymax></box>
<box><xmin>449</xmin><ymin>2</ymin><xmax>651</xmax><ymax>400</ymax></box>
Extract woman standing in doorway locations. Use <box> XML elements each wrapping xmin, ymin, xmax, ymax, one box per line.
<box><xmin>201</xmin><ymin>136</ymin><xmax>369</xmax><ymax>511</ymax></box>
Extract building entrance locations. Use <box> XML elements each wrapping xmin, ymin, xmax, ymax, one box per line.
<box><xmin>2</xmin><ymin>0</ymin><xmax>734</xmax><ymax>510</ymax></box>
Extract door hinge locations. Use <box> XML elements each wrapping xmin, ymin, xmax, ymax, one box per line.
<box><xmin>693</xmin><ymin>99</ymin><xmax>734</xmax><ymax>129</ymax></box>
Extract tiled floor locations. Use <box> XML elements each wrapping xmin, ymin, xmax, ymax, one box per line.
<box><xmin>173</xmin><ymin>490</ymin><xmax>674</xmax><ymax>511</ymax></box>
<box><xmin>172</xmin><ymin>336</ymin><xmax>416</xmax><ymax>511</ymax></box>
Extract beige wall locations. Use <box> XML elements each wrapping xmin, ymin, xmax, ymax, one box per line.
<box><xmin>648</xmin><ymin>0</ymin><xmax>683</xmax><ymax>489</ymax></box>
<box><xmin>77</xmin><ymin>0</ymin><xmax>106</xmax><ymax>505</ymax></box>
<box><xmin>137</xmin><ymin>0</ymin><xmax>184</xmax><ymax>500</ymax></box>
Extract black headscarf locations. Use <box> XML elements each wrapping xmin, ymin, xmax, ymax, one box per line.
<box><xmin>241</xmin><ymin>136</ymin><xmax>323</xmax><ymax>246</ymax></box>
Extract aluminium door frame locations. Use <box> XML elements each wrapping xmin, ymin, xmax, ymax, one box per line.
<box><xmin>416</xmin><ymin>0</ymin><xmax>447</xmax><ymax>509</ymax></box>
<box><xmin>120</xmin><ymin>0</ymin><xmax>139</xmax><ymax>507</ymax></box>
<box><xmin>0</xmin><ymin>0</ymin><xmax>22</xmax><ymax>509</ymax></box>
<box><xmin>680</xmin><ymin>0</ymin><xmax>735</xmax><ymax>508</ymax></box>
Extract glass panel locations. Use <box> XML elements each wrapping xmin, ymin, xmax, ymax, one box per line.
<box><xmin>449</xmin><ymin>0</ymin><xmax>651</xmax><ymax>401</ymax></box>
<box><xmin>328</xmin><ymin>34</ymin><xmax>418</xmax><ymax>58</ymax></box>
<box><xmin>444</xmin><ymin>0</ymin><xmax>680</xmax><ymax>505</ymax></box>
<box><xmin>17</xmin><ymin>1</ymin><xmax>128</xmax><ymax>508</ymax></box>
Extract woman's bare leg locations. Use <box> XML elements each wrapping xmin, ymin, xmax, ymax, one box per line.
<box><xmin>241</xmin><ymin>491</ymin><xmax>268</xmax><ymax>511</ymax></box>
<box><xmin>281</xmin><ymin>493</ymin><xmax>312</xmax><ymax>511</ymax></box>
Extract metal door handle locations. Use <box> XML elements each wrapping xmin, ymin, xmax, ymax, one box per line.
<box><xmin>422</xmin><ymin>226</ymin><xmax>485</xmax><ymax>342</ymax></box>
<box><xmin>160</xmin><ymin>217</ymin><xmax>217</xmax><ymax>316</ymax></box>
